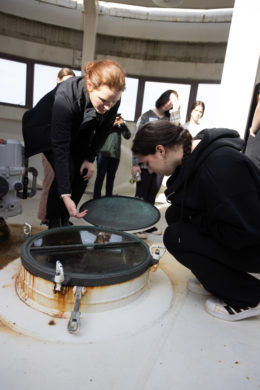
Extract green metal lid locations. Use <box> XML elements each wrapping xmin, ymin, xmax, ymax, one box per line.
<box><xmin>79</xmin><ymin>196</ymin><xmax>160</xmax><ymax>231</ymax></box>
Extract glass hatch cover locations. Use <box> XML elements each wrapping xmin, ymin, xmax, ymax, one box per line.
<box><xmin>79</xmin><ymin>196</ymin><xmax>160</xmax><ymax>231</ymax></box>
<box><xmin>21</xmin><ymin>226</ymin><xmax>152</xmax><ymax>286</ymax></box>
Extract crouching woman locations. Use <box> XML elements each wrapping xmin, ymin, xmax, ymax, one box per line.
<box><xmin>132</xmin><ymin>120</ymin><xmax>260</xmax><ymax>321</ymax></box>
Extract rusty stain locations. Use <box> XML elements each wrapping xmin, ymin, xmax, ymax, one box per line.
<box><xmin>0</xmin><ymin>256</ymin><xmax>18</xmax><ymax>270</ymax></box>
<box><xmin>0</xmin><ymin>317</ymin><xmax>23</xmax><ymax>337</ymax></box>
<box><xmin>53</xmin><ymin>285</ymin><xmax>68</xmax><ymax>296</ymax></box>
<box><xmin>201</xmin><ymin>14</ymin><xmax>205</xmax><ymax>22</ymax></box>
<box><xmin>14</xmin><ymin>264</ymin><xmax>148</xmax><ymax>319</ymax></box>
<box><xmin>48</xmin><ymin>320</ymin><xmax>56</xmax><ymax>326</ymax></box>
<box><xmin>52</xmin><ymin>312</ymin><xmax>65</xmax><ymax>319</ymax></box>
<box><xmin>0</xmin><ymin>258</ymin><xmax>20</xmax><ymax>272</ymax></box>
<box><xmin>15</xmin><ymin>265</ymin><xmax>92</xmax><ymax>316</ymax></box>
<box><xmin>2</xmin><ymin>284</ymin><xmax>11</xmax><ymax>288</ymax></box>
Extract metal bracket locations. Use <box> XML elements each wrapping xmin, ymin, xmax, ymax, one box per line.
<box><xmin>54</xmin><ymin>261</ymin><xmax>64</xmax><ymax>292</ymax></box>
<box><xmin>23</xmin><ymin>222</ymin><xmax>32</xmax><ymax>240</ymax></box>
<box><xmin>67</xmin><ymin>286</ymin><xmax>83</xmax><ymax>334</ymax></box>
<box><xmin>149</xmin><ymin>244</ymin><xmax>166</xmax><ymax>272</ymax></box>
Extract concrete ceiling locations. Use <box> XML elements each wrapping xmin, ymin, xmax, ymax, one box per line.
<box><xmin>99</xmin><ymin>0</ymin><xmax>235</xmax><ymax>9</ymax></box>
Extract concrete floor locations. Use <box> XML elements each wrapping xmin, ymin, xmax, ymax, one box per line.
<box><xmin>1</xmin><ymin>190</ymin><xmax>260</xmax><ymax>390</ymax></box>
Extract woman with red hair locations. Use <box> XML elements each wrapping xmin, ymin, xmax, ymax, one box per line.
<box><xmin>23</xmin><ymin>59</ymin><xmax>125</xmax><ymax>228</ymax></box>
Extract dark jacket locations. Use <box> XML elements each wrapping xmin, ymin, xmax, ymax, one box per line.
<box><xmin>165</xmin><ymin>128</ymin><xmax>260</xmax><ymax>250</ymax></box>
<box><xmin>22</xmin><ymin>76</ymin><xmax>120</xmax><ymax>194</ymax></box>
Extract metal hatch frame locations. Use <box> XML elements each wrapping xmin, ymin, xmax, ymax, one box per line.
<box><xmin>21</xmin><ymin>225</ymin><xmax>154</xmax><ymax>287</ymax></box>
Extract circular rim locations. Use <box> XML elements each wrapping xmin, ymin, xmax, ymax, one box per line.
<box><xmin>79</xmin><ymin>195</ymin><xmax>160</xmax><ymax>231</ymax></box>
<box><xmin>21</xmin><ymin>226</ymin><xmax>153</xmax><ymax>286</ymax></box>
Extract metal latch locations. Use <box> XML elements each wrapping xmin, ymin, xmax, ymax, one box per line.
<box><xmin>54</xmin><ymin>260</ymin><xmax>64</xmax><ymax>292</ymax></box>
<box><xmin>149</xmin><ymin>244</ymin><xmax>166</xmax><ymax>272</ymax></box>
<box><xmin>67</xmin><ymin>286</ymin><xmax>84</xmax><ymax>334</ymax></box>
<box><xmin>23</xmin><ymin>222</ymin><xmax>32</xmax><ymax>240</ymax></box>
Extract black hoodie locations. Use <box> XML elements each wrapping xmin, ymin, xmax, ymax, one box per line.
<box><xmin>165</xmin><ymin>129</ymin><xmax>260</xmax><ymax>250</ymax></box>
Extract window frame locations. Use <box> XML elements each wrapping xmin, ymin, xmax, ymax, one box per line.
<box><xmin>0</xmin><ymin>53</ymin><xmax>220</xmax><ymax>122</ymax></box>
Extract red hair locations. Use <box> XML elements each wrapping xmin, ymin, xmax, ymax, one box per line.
<box><xmin>84</xmin><ymin>59</ymin><xmax>125</xmax><ymax>92</ymax></box>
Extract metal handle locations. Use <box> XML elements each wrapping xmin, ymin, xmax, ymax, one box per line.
<box><xmin>67</xmin><ymin>286</ymin><xmax>83</xmax><ymax>334</ymax></box>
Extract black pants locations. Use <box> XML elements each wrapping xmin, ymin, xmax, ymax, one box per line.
<box><xmin>135</xmin><ymin>168</ymin><xmax>163</xmax><ymax>205</ymax></box>
<box><xmin>93</xmin><ymin>154</ymin><xmax>120</xmax><ymax>198</ymax></box>
<box><xmin>44</xmin><ymin>151</ymin><xmax>88</xmax><ymax>221</ymax></box>
<box><xmin>163</xmin><ymin>222</ymin><xmax>260</xmax><ymax>308</ymax></box>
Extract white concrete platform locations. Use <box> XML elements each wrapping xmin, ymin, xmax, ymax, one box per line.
<box><xmin>1</xmin><ymin>191</ymin><xmax>260</xmax><ymax>390</ymax></box>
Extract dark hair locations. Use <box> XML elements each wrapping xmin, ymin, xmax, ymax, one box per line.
<box><xmin>57</xmin><ymin>67</ymin><xmax>75</xmax><ymax>81</ymax></box>
<box><xmin>187</xmin><ymin>100</ymin><xmax>205</xmax><ymax>122</ymax></box>
<box><xmin>155</xmin><ymin>89</ymin><xmax>178</xmax><ymax>117</ymax></box>
<box><xmin>132</xmin><ymin>120</ymin><xmax>192</xmax><ymax>163</ymax></box>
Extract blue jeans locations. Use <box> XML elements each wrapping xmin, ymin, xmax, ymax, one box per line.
<box><xmin>93</xmin><ymin>154</ymin><xmax>120</xmax><ymax>198</ymax></box>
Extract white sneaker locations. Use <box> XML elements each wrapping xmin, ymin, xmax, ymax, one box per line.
<box><xmin>187</xmin><ymin>278</ymin><xmax>211</xmax><ymax>296</ymax></box>
<box><xmin>134</xmin><ymin>231</ymin><xmax>147</xmax><ymax>239</ymax></box>
<box><xmin>205</xmin><ymin>297</ymin><xmax>260</xmax><ymax>321</ymax></box>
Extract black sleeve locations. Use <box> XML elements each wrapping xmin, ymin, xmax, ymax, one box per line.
<box><xmin>194</xmin><ymin>156</ymin><xmax>260</xmax><ymax>249</ymax></box>
<box><xmin>50</xmin><ymin>88</ymin><xmax>74</xmax><ymax>195</ymax></box>
<box><xmin>22</xmin><ymin>87</ymin><xmax>57</xmax><ymax>158</ymax></box>
<box><xmin>121</xmin><ymin>123</ymin><xmax>131</xmax><ymax>139</ymax></box>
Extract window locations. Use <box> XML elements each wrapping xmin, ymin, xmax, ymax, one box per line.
<box><xmin>33</xmin><ymin>64</ymin><xmax>81</xmax><ymax>106</ymax></box>
<box><xmin>141</xmin><ymin>81</ymin><xmax>191</xmax><ymax>124</ymax></box>
<box><xmin>0</xmin><ymin>54</ymin><xmax>220</xmax><ymax>128</ymax></box>
<box><xmin>196</xmin><ymin>83</ymin><xmax>221</xmax><ymax>128</ymax></box>
<box><xmin>0</xmin><ymin>58</ymin><xmax>27</xmax><ymax>105</ymax></box>
<box><xmin>118</xmin><ymin>77</ymin><xmax>139</xmax><ymax>121</ymax></box>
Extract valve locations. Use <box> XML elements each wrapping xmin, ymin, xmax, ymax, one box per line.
<box><xmin>149</xmin><ymin>244</ymin><xmax>166</xmax><ymax>272</ymax></box>
<box><xmin>54</xmin><ymin>260</ymin><xmax>64</xmax><ymax>292</ymax></box>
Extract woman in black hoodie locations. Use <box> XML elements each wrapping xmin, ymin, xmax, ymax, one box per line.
<box><xmin>132</xmin><ymin>120</ymin><xmax>260</xmax><ymax>321</ymax></box>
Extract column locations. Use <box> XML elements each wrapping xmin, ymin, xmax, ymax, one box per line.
<box><xmin>215</xmin><ymin>0</ymin><xmax>260</xmax><ymax>138</ymax></box>
<box><xmin>81</xmin><ymin>0</ymin><xmax>98</xmax><ymax>71</ymax></box>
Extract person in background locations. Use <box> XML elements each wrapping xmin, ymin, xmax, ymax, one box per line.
<box><xmin>244</xmin><ymin>83</ymin><xmax>260</xmax><ymax>170</ymax></box>
<box><xmin>38</xmin><ymin>67</ymin><xmax>76</xmax><ymax>225</ymax></box>
<box><xmin>183</xmin><ymin>100</ymin><xmax>205</xmax><ymax>137</ymax></box>
<box><xmin>132</xmin><ymin>120</ymin><xmax>260</xmax><ymax>321</ymax></box>
<box><xmin>131</xmin><ymin>89</ymin><xmax>180</xmax><ymax>239</ymax></box>
<box><xmin>23</xmin><ymin>59</ymin><xmax>125</xmax><ymax>229</ymax></box>
<box><xmin>93</xmin><ymin>114</ymin><xmax>131</xmax><ymax>198</ymax></box>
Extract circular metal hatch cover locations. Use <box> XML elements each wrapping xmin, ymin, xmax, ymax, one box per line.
<box><xmin>21</xmin><ymin>226</ymin><xmax>153</xmax><ymax>286</ymax></box>
<box><xmin>79</xmin><ymin>196</ymin><xmax>160</xmax><ymax>231</ymax></box>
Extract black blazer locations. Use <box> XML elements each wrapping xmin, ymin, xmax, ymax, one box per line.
<box><xmin>22</xmin><ymin>76</ymin><xmax>120</xmax><ymax>194</ymax></box>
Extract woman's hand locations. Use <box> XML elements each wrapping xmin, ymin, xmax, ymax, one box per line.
<box><xmin>62</xmin><ymin>196</ymin><xmax>87</xmax><ymax>219</ymax></box>
<box><xmin>80</xmin><ymin>160</ymin><xmax>95</xmax><ymax>181</ymax></box>
<box><xmin>131</xmin><ymin>165</ymin><xmax>141</xmax><ymax>178</ymax></box>
<box><xmin>171</xmin><ymin>94</ymin><xmax>181</xmax><ymax>113</ymax></box>
<box><xmin>114</xmin><ymin>115</ymin><xmax>124</xmax><ymax>127</ymax></box>
<box><xmin>249</xmin><ymin>126</ymin><xmax>257</xmax><ymax>137</ymax></box>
